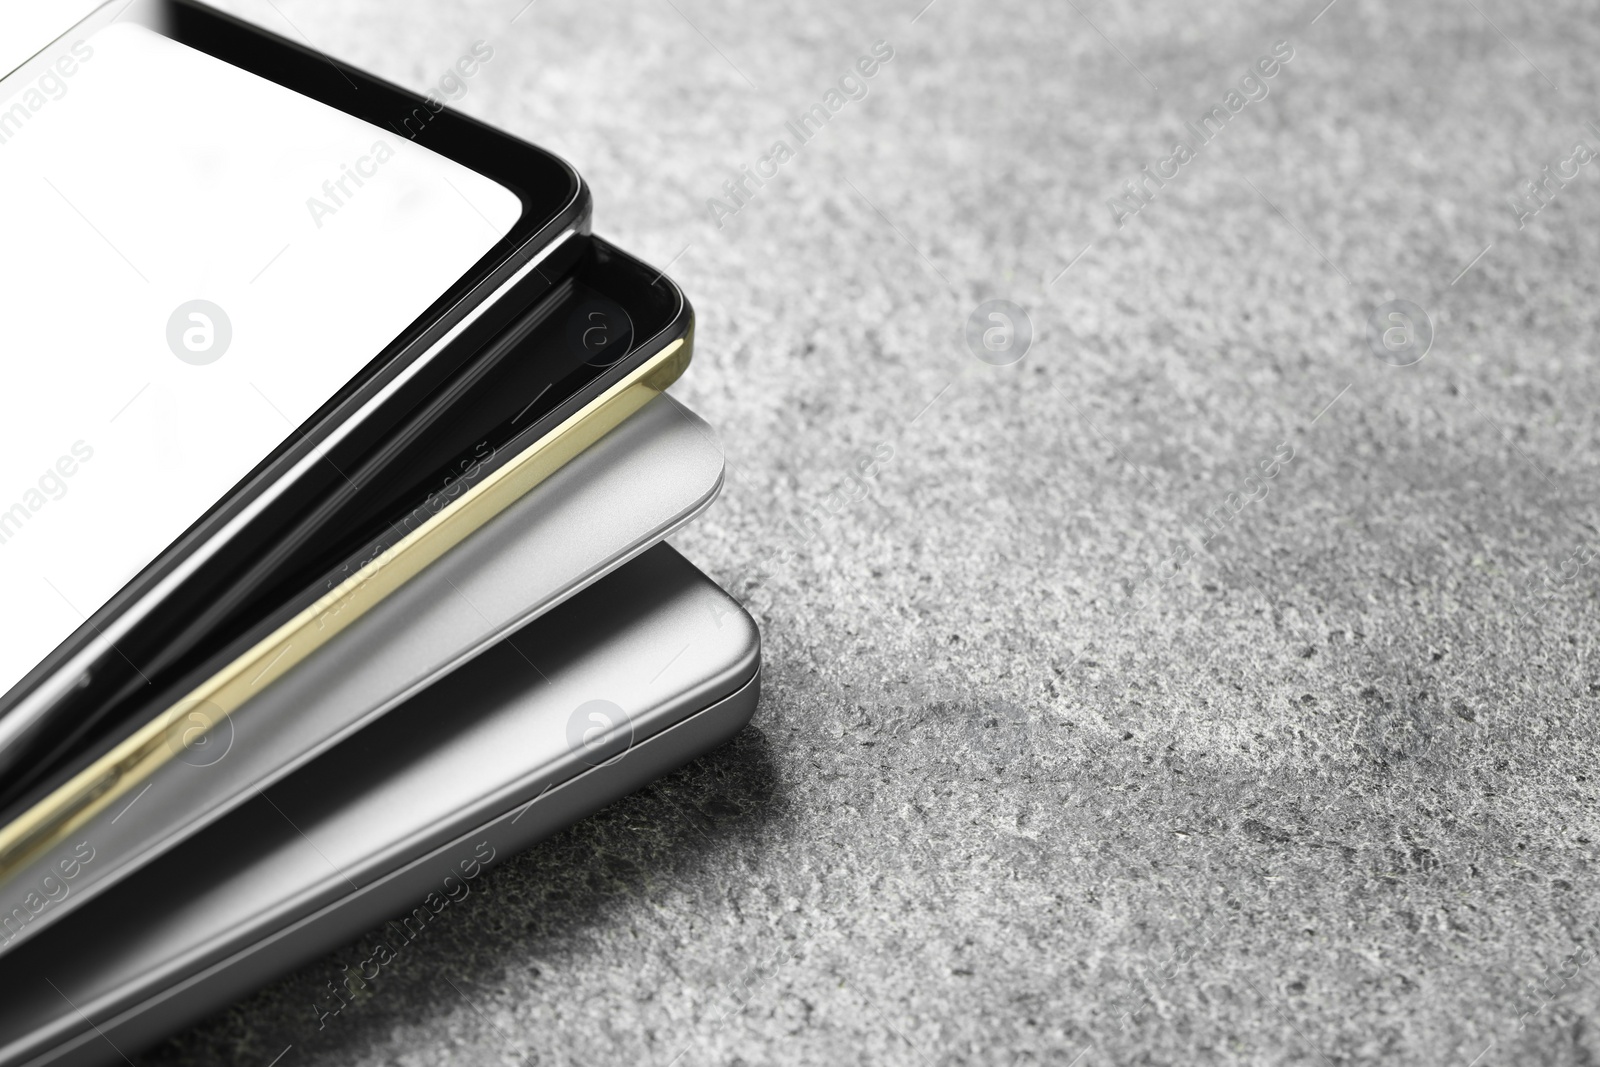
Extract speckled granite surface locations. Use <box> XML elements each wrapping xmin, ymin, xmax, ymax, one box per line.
<box><xmin>142</xmin><ymin>0</ymin><xmax>1600</xmax><ymax>1063</ymax></box>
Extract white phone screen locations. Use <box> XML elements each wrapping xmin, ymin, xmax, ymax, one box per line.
<box><xmin>0</xmin><ymin>17</ymin><xmax>523</xmax><ymax>697</ymax></box>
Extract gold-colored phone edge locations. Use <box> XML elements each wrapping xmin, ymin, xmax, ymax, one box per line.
<box><xmin>0</xmin><ymin>329</ymin><xmax>692</xmax><ymax>889</ymax></box>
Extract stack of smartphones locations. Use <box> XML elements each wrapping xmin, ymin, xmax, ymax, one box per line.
<box><xmin>0</xmin><ymin>3</ymin><xmax>757</xmax><ymax>1063</ymax></box>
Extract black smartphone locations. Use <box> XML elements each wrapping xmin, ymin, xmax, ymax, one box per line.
<box><xmin>1</xmin><ymin>236</ymin><xmax>690</xmax><ymax>803</ymax></box>
<box><xmin>0</xmin><ymin>0</ymin><xmax>589</xmax><ymax>787</ymax></box>
<box><xmin>0</xmin><ymin>234</ymin><xmax>696</xmax><ymax>878</ymax></box>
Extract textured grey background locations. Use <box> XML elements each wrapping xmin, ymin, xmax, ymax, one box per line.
<box><xmin>145</xmin><ymin>0</ymin><xmax>1600</xmax><ymax>1063</ymax></box>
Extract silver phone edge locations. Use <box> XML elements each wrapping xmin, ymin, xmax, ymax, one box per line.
<box><xmin>11</xmin><ymin>665</ymin><xmax>759</xmax><ymax>1067</ymax></box>
<box><xmin>0</xmin><ymin>398</ymin><xmax>719</xmax><ymax>959</ymax></box>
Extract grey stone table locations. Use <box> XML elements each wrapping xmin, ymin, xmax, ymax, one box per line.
<box><xmin>149</xmin><ymin>0</ymin><xmax>1600</xmax><ymax>1063</ymax></box>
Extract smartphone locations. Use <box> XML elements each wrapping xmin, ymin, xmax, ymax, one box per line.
<box><xmin>0</xmin><ymin>234</ymin><xmax>692</xmax><ymax>808</ymax></box>
<box><xmin>0</xmin><ymin>229</ymin><xmax>702</xmax><ymax>926</ymax></box>
<box><xmin>0</xmin><ymin>0</ymin><xmax>592</xmax><ymax>792</ymax></box>
<box><xmin>0</xmin><ymin>384</ymin><xmax>724</xmax><ymax>959</ymax></box>
<box><xmin>0</xmin><ymin>543</ymin><xmax>760</xmax><ymax>1067</ymax></box>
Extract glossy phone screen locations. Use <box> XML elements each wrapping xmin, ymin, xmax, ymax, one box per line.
<box><xmin>0</xmin><ymin>16</ymin><xmax>523</xmax><ymax>700</ymax></box>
